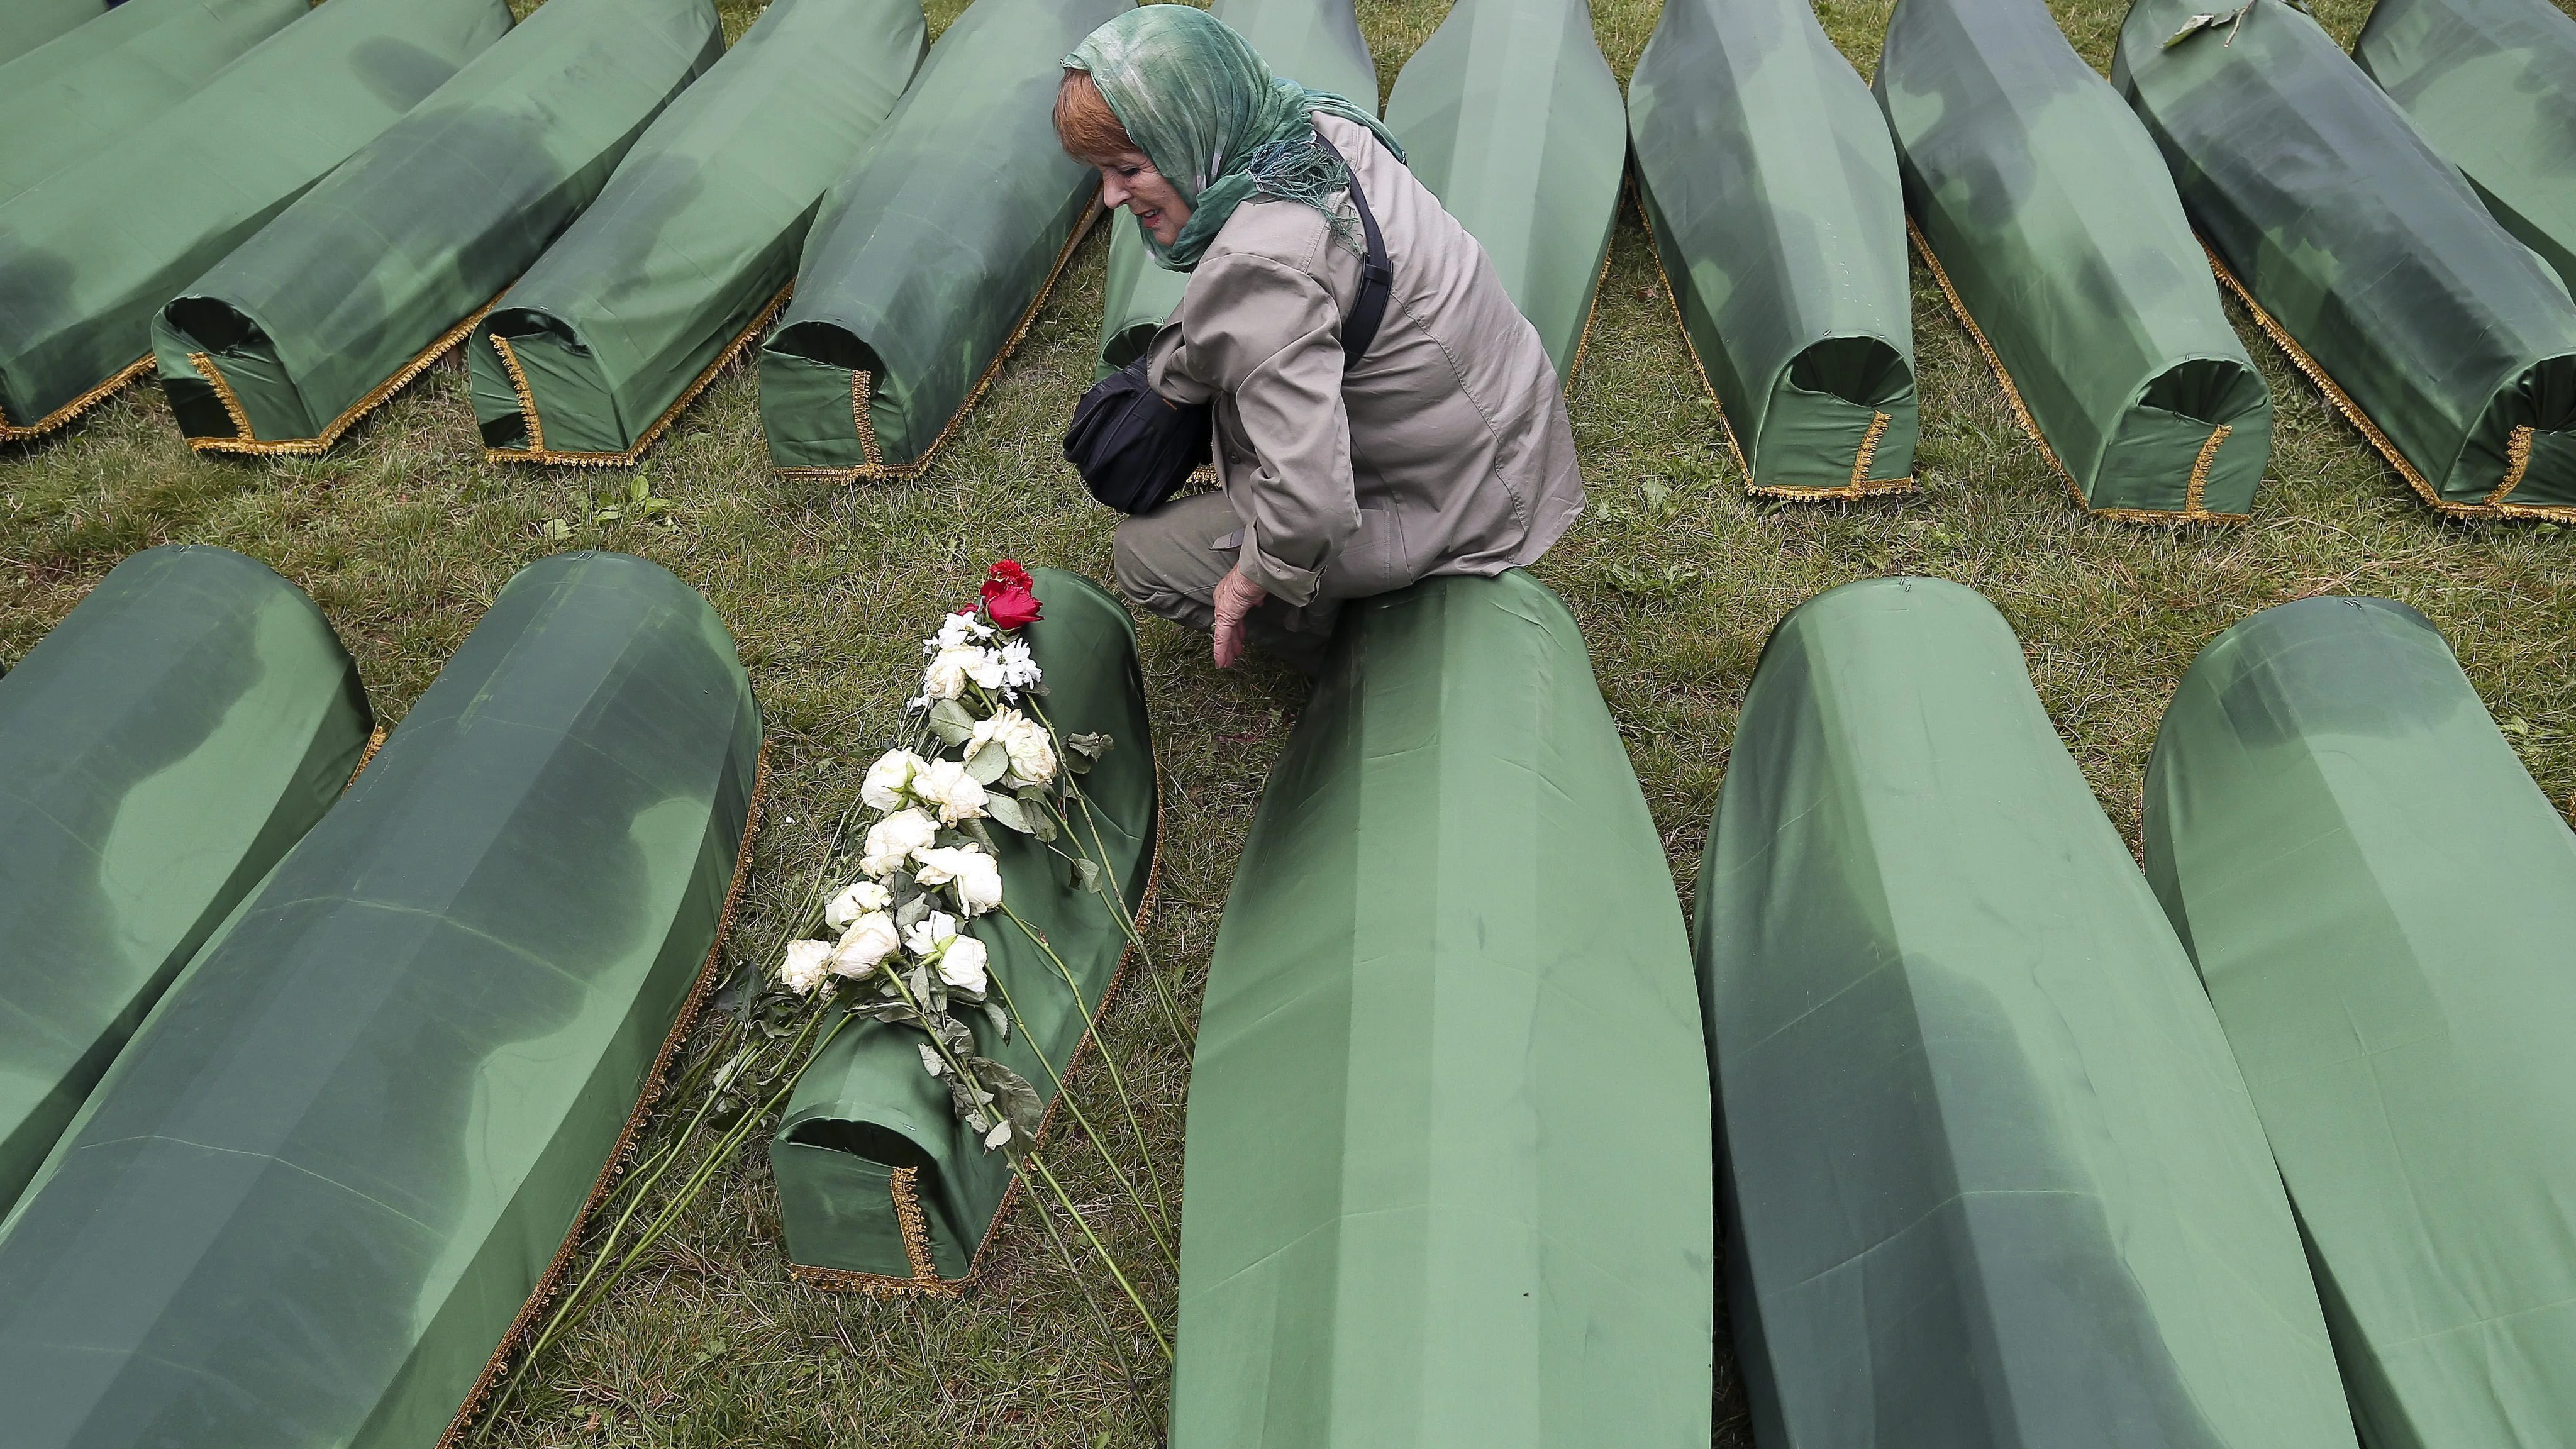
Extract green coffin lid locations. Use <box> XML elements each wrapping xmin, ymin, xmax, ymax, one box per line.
<box><xmin>759</xmin><ymin>0</ymin><xmax>1130</xmax><ymax>481</ymax></box>
<box><xmin>2143</xmin><ymin>596</ymin><xmax>2576</xmax><ymax>1446</ymax></box>
<box><xmin>468</xmin><ymin>0</ymin><xmax>925</xmax><ymax>465</ymax></box>
<box><xmin>0</xmin><ymin>0</ymin><xmax>512</xmax><ymax>442</ymax></box>
<box><xmin>0</xmin><ymin>0</ymin><xmax>307</xmax><ymax>211</ymax></box>
<box><xmin>1385</xmin><ymin>0</ymin><xmax>1623</xmax><ymax>381</ymax></box>
<box><xmin>0</xmin><ymin>545</ymin><xmax>369</xmax><ymax>1214</ymax></box>
<box><xmin>1093</xmin><ymin>0</ymin><xmax>1375</xmax><ymax>376</ymax></box>
<box><xmin>1697</xmin><ymin>577</ymin><xmax>2355</xmax><ymax>1448</ymax></box>
<box><xmin>0</xmin><ymin>552</ymin><xmax>761</xmax><ymax>1449</ymax></box>
<box><xmin>1628</xmin><ymin>0</ymin><xmax>1918</xmax><ymax>498</ymax></box>
<box><xmin>153</xmin><ymin>0</ymin><xmax>722</xmax><ymax>457</ymax></box>
<box><xmin>2357</xmin><ymin>0</ymin><xmax>2576</xmax><ymax>299</ymax></box>
<box><xmin>1875</xmin><ymin>0</ymin><xmax>2270</xmax><ymax>519</ymax></box>
<box><xmin>770</xmin><ymin>569</ymin><xmax>1155</xmax><ymax>1293</ymax></box>
<box><xmin>1171</xmin><ymin>572</ymin><xmax>1711</xmax><ymax>1448</ymax></box>
<box><xmin>2114</xmin><ymin>0</ymin><xmax>2576</xmax><ymax>516</ymax></box>
<box><xmin>0</xmin><ymin>0</ymin><xmax>106</xmax><ymax>68</ymax></box>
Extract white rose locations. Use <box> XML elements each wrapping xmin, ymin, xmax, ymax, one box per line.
<box><xmin>969</xmin><ymin>708</ymin><xmax>1057</xmax><ymax>787</ymax></box>
<box><xmin>913</xmin><ymin>845</ymin><xmax>1002</xmax><ymax>915</ymax></box>
<box><xmin>913</xmin><ymin>758</ymin><xmax>988</xmax><ymax>823</ymax></box>
<box><xmin>904</xmin><ymin>909</ymin><xmax>960</xmax><ymax>959</ymax></box>
<box><xmin>923</xmin><ymin>645</ymin><xmax>992</xmax><ymax>701</ymax></box>
<box><xmin>937</xmin><ymin>934</ymin><xmax>989</xmax><ymax>994</ymax></box>
<box><xmin>859</xmin><ymin>808</ymin><xmax>938</xmax><ymax>878</ymax></box>
<box><xmin>824</xmin><ymin>878</ymin><xmax>894</xmax><ymax>930</ymax></box>
<box><xmin>831</xmin><ymin>911</ymin><xmax>901</xmax><ymax>977</ymax></box>
<box><xmin>777</xmin><ymin>938</ymin><xmax>833</xmax><ymax>995</ymax></box>
<box><xmin>860</xmin><ymin>750</ymin><xmax>928</xmax><ymax>813</ymax></box>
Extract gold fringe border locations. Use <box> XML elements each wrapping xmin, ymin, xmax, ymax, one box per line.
<box><xmin>782</xmin><ymin>767</ymin><xmax>1168</xmax><ymax>1299</ymax></box>
<box><xmin>436</xmin><ymin>744</ymin><xmax>771</xmax><ymax>1449</ymax></box>
<box><xmin>0</xmin><ymin>355</ymin><xmax>155</xmax><ymax>443</ymax></box>
<box><xmin>1631</xmin><ymin>180</ymin><xmax>1915</xmax><ymax>501</ymax></box>
<box><xmin>775</xmin><ymin>199</ymin><xmax>1104</xmax><ymax>485</ymax></box>
<box><xmin>2202</xmin><ymin>240</ymin><xmax>2574</xmax><ymax>521</ymax></box>
<box><xmin>484</xmin><ymin>284</ymin><xmax>796</xmax><ymax>468</ymax></box>
<box><xmin>185</xmin><ymin>291</ymin><xmax>506</xmax><ymax>457</ymax></box>
<box><xmin>1909</xmin><ymin>216</ymin><xmax>2246</xmax><ymax>525</ymax></box>
<box><xmin>343</xmin><ymin>725</ymin><xmax>388</xmax><ymax>792</ymax></box>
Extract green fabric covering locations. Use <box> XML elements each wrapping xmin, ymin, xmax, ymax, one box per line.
<box><xmin>1384</xmin><ymin>0</ymin><xmax>1623</xmax><ymax>379</ymax></box>
<box><xmin>0</xmin><ymin>0</ymin><xmax>106</xmax><ymax>67</ymax></box>
<box><xmin>2114</xmin><ymin>0</ymin><xmax>2576</xmax><ymax>515</ymax></box>
<box><xmin>2143</xmin><ymin>596</ymin><xmax>2576</xmax><ymax>1449</ymax></box>
<box><xmin>466</xmin><ymin>0</ymin><xmax>924</xmax><ymax>465</ymax></box>
<box><xmin>0</xmin><ymin>0</ymin><xmax>308</xmax><ymax>211</ymax></box>
<box><xmin>0</xmin><ymin>551</ymin><xmax>760</xmax><ymax>1449</ymax></box>
<box><xmin>1629</xmin><ymin>0</ymin><xmax>1917</xmax><ymax>497</ymax></box>
<box><xmin>1066</xmin><ymin>4</ymin><xmax>1396</xmax><ymax>271</ymax></box>
<box><xmin>153</xmin><ymin>0</ymin><xmax>721</xmax><ymax>455</ymax></box>
<box><xmin>0</xmin><ymin>545</ymin><xmax>368</xmax><ymax>1215</ymax></box>
<box><xmin>2357</xmin><ymin>0</ymin><xmax>2576</xmax><ymax>299</ymax></box>
<box><xmin>1875</xmin><ymin>0</ymin><xmax>2270</xmax><ymax>518</ymax></box>
<box><xmin>1697</xmin><ymin>576</ymin><xmax>2355</xmax><ymax>1449</ymax></box>
<box><xmin>1094</xmin><ymin>0</ymin><xmax>1376</xmax><ymax>374</ymax></box>
<box><xmin>0</xmin><ymin>0</ymin><xmax>510</xmax><ymax>441</ymax></box>
<box><xmin>770</xmin><ymin>569</ymin><xmax>1155</xmax><ymax>1289</ymax></box>
<box><xmin>1171</xmin><ymin>572</ymin><xmax>1711</xmax><ymax>1448</ymax></box>
<box><xmin>760</xmin><ymin>0</ymin><xmax>1130</xmax><ymax>479</ymax></box>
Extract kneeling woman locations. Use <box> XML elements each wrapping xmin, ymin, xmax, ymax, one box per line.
<box><xmin>1057</xmin><ymin>7</ymin><xmax>1582</xmax><ymax>671</ymax></box>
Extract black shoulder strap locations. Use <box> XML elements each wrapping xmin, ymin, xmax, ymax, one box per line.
<box><xmin>1309</xmin><ymin>129</ymin><xmax>1392</xmax><ymax>368</ymax></box>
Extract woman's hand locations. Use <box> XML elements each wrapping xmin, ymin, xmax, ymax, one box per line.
<box><xmin>1211</xmin><ymin>565</ymin><xmax>1267</xmax><ymax>668</ymax></box>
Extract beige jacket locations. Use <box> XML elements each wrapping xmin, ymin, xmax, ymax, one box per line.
<box><xmin>1144</xmin><ymin>113</ymin><xmax>1584</xmax><ymax>608</ymax></box>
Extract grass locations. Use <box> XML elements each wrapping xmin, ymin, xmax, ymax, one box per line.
<box><xmin>4</xmin><ymin>0</ymin><xmax>2573</xmax><ymax>1441</ymax></box>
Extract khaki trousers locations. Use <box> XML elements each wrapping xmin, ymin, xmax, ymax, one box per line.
<box><xmin>1112</xmin><ymin>492</ymin><xmax>1341</xmax><ymax>674</ymax></box>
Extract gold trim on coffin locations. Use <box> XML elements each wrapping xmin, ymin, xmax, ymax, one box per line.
<box><xmin>2201</xmin><ymin>240</ymin><xmax>2570</xmax><ymax>522</ymax></box>
<box><xmin>775</xmin><ymin>201</ymin><xmax>1104</xmax><ymax>486</ymax></box>
<box><xmin>781</xmin><ymin>769</ymin><xmax>1167</xmax><ymax>1299</ymax></box>
<box><xmin>484</xmin><ymin>284</ymin><xmax>797</xmax><ymax>468</ymax></box>
<box><xmin>183</xmin><ymin>291</ymin><xmax>507</xmax><ymax>457</ymax></box>
<box><xmin>437</xmin><ymin>746</ymin><xmax>770</xmax><ymax>1449</ymax></box>
<box><xmin>1908</xmin><ymin>216</ymin><xmax>2246</xmax><ymax>525</ymax></box>
<box><xmin>0</xmin><ymin>355</ymin><xmax>155</xmax><ymax>444</ymax></box>
<box><xmin>1631</xmin><ymin>180</ymin><xmax>1916</xmax><ymax>501</ymax></box>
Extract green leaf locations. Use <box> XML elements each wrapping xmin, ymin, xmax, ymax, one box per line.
<box><xmin>980</xmin><ymin>1001</ymin><xmax>1010</xmax><ymax>1043</ymax></box>
<box><xmin>1067</xmin><ymin>731</ymin><xmax>1113</xmax><ymax>759</ymax></box>
<box><xmin>539</xmin><ymin>518</ymin><xmax>574</xmax><ymax>542</ymax></box>
<box><xmin>896</xmin><ymin>894</ymin><xmax>930</xmax><ymax>929</ymax></box>
<box><xmin>926</xmin><ymin>700</ymin><xmax>977</xmax><ymax>746</ymax></box>
<box><xmin>966</xmin><ymin>741</ymin><xmax>1009</xmax><ymax>784</ymax></box>
<box><xmin>1071</xmin><ymin>857</ymin><xmax>1103</xmax><ymax>895</ymax></box>
<box><xmin>985</xmin><ymin>794</ymin><xmax>1033</xmax><ymax>834</ymax></box>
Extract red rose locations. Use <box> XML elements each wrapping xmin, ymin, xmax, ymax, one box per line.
<box><xmin>984</xmin><ymin>582</ymin><xmax>1043</xmax><ymax>630</ymax></box>
<box><xmin>984</xmin><ymin>559</ymin><xmax>1033</xmax><ymax>592</ymax></box>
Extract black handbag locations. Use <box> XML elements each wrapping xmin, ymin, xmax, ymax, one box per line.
<box><xmin>1063</xmin><ymin>130</ymin><xmax>1394</xmax><ymax>516</ymax></box>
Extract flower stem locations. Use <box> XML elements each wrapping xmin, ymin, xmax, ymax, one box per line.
<box><xmin>997</xmin><ymin>904</ymin><xmax>1174</xmax><ymax>1230</ymax></box>
<box><xmin>1022</xmin><ymin>1148</ymin><xmax>1172</xmax><ymax>1360</ymax></box>
<box><xmin>987</xmin><ymin>968</ymin><xmax>1175</xmax><ymax>1267</ymax></box>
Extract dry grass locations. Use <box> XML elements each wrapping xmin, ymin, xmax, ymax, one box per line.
<box><xmin>1</xmin><ymin>0</ymin><xmax>2571</xmax><ymax>1443</ymax></box>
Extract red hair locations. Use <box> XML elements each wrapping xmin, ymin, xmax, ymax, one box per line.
<box><xmin>1054</xmin><ymin>70</ymin><xmax>1136</xmax><ymax>165</ymax></box>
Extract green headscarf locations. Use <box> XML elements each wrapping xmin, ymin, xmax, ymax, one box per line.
<box><xmin>1064</xmin><ymin>6</ymin><xmax>1402</xmax><ymax>271</ymax></box>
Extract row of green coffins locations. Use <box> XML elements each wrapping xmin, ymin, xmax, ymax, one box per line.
<box><xmin>1705</xmin><ymin>578</ymin><xmax>2575</xmax><ymax>1446</ymax></box>
<box><xmin>0</xmin><ymin>545</ymin><xmax>765</xmax><ymax>1448</ymax></box>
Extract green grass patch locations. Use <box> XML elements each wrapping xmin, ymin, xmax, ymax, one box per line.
<box><xmin>1</xmin><ymin>0</ymin><xmax>2570</xmax><ymax>1442</ymax></box>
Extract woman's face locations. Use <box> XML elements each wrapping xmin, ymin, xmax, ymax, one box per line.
<box><xmin>1097</xmin><ymin>150</ymin><xmax>1191</xmax><ymax>246</ymax></box>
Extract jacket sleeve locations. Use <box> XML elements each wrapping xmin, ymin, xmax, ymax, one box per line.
<box><xmin>1150</xmin><ymin>249</ymin><xmax>1355</xmax><ymax>607</ymax></box>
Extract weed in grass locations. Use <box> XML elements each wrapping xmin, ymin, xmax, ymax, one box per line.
<box><xmin>1</xmin><ymin>0</ymin><xmax>2572</xmax><ymax>1444</ymax></box>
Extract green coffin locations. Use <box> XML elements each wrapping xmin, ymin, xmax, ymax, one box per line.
<box><xmin>153</xmin><ymin>0</ymin><xmax>721</xmax><ymax>457</ymax></box>
<box><xmin>1171</xmin><ymin>572</ymin><xmax>1711</xmax><ymax>1448</ymax></box>
<box><xmin>770</xmin><ymin>569</ymin><xmax>1154</xmax><ymax>1293</ymax></box>
<box><xmin>1875</xmin><ymin>0</ymin><xmax>2270</xmax><ymax>519</ymax></box>
<box><xmin>1629</xmin><ymin>0</ymin><xmax>1917</xmax><ymax>498</ymax></box>
<box><xmin>1093</xmin><ymin>0</ymin><xmax>1375</xmax><ymax>375</ymax></box>
<box><xmin>0</xmin><ymin>552</ymin><xmax>761</xmax><ymax>1449</ymax></box>
<box><xmin>0</xmin><ymin>0</ymin><xmax>308</xmax><ymax>210</ymax></box>
<box><xmin>2357</xmin><ymin>0</ymin><xmax>2576</xmax><ymax>298</ymax></box>
<box><xmin>1697</xmin><ymin>577</ymin><xmax>2354</xmax><ymax>1448</ymax></box>
<box><xmin>2143</xmin><ymin>596</ymin><xmax>2576</xmax><ymax>1448</ymax></box>
<box><xmin>468</xmin><ymin>0</ymin><xmax>924</xmax><ymax>466</ymax></box>
<box><xmin>1384</xmin><ymin>0</ymin><xmax>1623</xmax><ymax>382</ymax></box>
<box><xmin>0</xmin><ymin>0</ymin><xmax>106</xmax><ymax>67</ymax></box>
<box><xmin>758</xmin><ymin>0</ymin><xmax>1127</xmax><ymax>481</ymax></box>
<box><xmin>2114</xmin><ymin>0</ymin><xmax>2576</xmax><ymax>517</ymax></box>
<box><xmin>0</xmin><ymin>545</ymin><xmax>369</xmax><ymax>1214</ymax></box>
<box><xmin>0</xmin><ymin>0</ymin><xmax>511</xmax><ymax>443</ymax></box>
